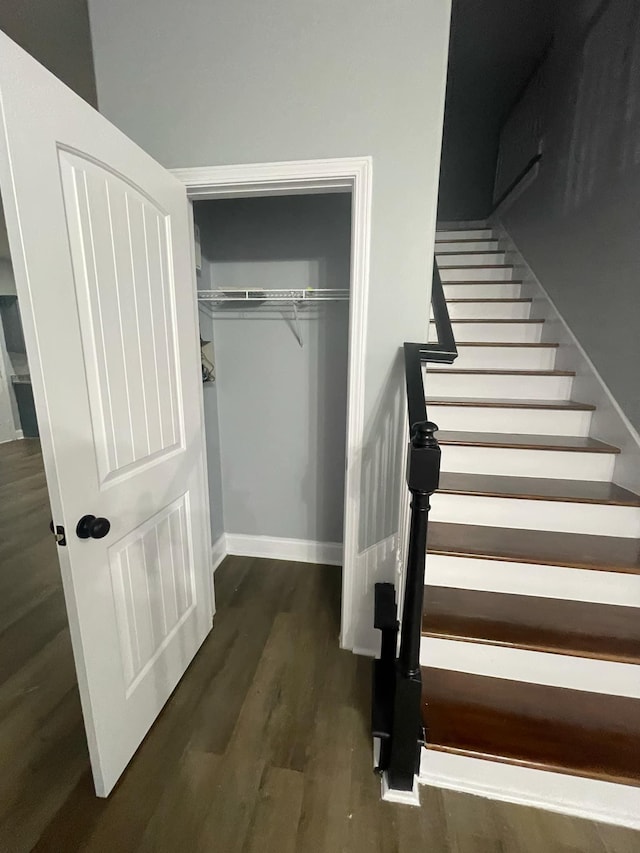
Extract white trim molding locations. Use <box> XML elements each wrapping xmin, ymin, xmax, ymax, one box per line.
<box><xmin>225</xmin><ymin>533</ymin><xmax>342</xmax><ymax>566</ymax></box>
<box><xmin>211</xmin><ymin>534</ymin><xmax>227</xmax><ymax>573</ymax></box>
<box><xmin>420</xmin><ymin>750</ymin><xmax>640</xmax><ymax>830</ymax></box>
<box><xmin>172</xmin><ymin>157</ymin><xmax>372</xmax><ymax>653</ymax></box>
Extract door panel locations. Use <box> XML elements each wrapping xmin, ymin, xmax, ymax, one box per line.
<box><xmin>0</xmin><ymin>32</ymin><xmax>213</xmax><ymax>796</ymax></box>
<box><xmin>110</xmin><ymin>493</ymin><xmax>195</xmax><ymax>693</ymax></box>
<box><xmin>59</xmin><ymin>150</ymin><xmax>184</xmax><ymax>480</ymax></box>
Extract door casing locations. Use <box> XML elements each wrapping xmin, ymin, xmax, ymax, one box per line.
<box><xmin>171</xmin><ymin>158</ymin><xmax>373</xmax><ymax>652</ymax></box>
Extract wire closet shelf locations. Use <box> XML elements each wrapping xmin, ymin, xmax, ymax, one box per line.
<box><xmin>196</xmin><ymin>288</ymin><xmax>349</xmax><ymax>304</ymax></box>
<box><xmin>196</xmin><ymin>288</ymin><xmax>349</xmax><ymax>348</ymax></box>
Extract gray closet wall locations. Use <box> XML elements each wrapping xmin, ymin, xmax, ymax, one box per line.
<box><xmin>196</xmin><ymin>193</ymin><xmax>351</xmax><ymax>544</ymax></box>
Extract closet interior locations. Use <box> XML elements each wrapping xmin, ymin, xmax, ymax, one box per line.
<box><xmin>194</xmin><ymin>192</ymin><xmax>352</xmax><ymax>557</ymax></box>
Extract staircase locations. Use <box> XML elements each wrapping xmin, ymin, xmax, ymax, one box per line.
<box><xmin>418</xmin><ymin>225</ymin><xmax>640</xmax><ymax>821</ymax></box>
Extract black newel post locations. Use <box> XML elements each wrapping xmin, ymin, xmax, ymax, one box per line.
<box><xmin>387</xmin><ymin>420</ymin><xmax>441</xmax><ymax>791</ymax></box>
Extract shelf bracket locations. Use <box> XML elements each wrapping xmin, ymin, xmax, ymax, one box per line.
<box><xmin>292</xmin><ymin>301</ymin><xmax>303</xmax><ymax>348</ymax></box>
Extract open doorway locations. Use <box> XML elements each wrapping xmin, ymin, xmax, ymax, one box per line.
<box><xmin>0</xmin><ymin>190</ymin><xmax>87</xmax><ymax>847</ymax></box>
<box><xmin>175</xmin><ymin>158</ymin><xmax>372</xmax><ymax>652</ymax></box>
<box><xmin>193</xmin><ymin>192</ymin><xmax>351</xmax><ymax>570</ymax></box>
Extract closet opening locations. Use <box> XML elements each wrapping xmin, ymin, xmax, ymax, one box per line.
<box><xmin>194</xmin><ymin>191</ymin><xmax>352</xmax><ymax>577</ymax></box>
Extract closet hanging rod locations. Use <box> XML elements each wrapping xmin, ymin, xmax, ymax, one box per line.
<box><xmin>196</xmin><ymin>288</ymin><xmax>349</xmax><ymax>303</ymax></box>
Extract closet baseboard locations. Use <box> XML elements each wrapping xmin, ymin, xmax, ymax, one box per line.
<box><xmin>225</xmin><ymin>533</ymin><xmax>343</xmax><ymax>566</ymax></box>
<box><xmin>211</xmin><ymin>534</ymin><xmax>227</xmax><ymax>573</ymax></box>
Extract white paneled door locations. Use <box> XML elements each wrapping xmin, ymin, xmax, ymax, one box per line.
<box><xmin>0</xmin><ymin>33</ymin><xmax>213</xmax><ymax>795</ymax></box>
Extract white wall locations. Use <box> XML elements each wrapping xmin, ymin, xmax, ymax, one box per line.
<box><xmin>88</xmin><ymin>0</ymin><xmax>452</xmax><ymax>651</ymax></box>
<box><xmin>196</xmin><ymin>194</ymin><xmax>350</xmax><ymax>544</ymax></box>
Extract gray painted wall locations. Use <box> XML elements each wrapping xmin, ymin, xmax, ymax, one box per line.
<box><xmin>88</xmin><ymin>0</ymin><xmax>451</xmax><ymax>650</ymax></box>
<box><xmin>501</xmin><ymin>0</ymin><xmax>640</xmax><ymax>432</ymax></box>
<box><xmin>195</xmin><ymin>194</ymin><xmax>350</xmax><ymax>543</ymax></box>
<box><xmin>0</xmin><ymin>0</ymin><xmax>97</xmax><ymax>105</ymax></box>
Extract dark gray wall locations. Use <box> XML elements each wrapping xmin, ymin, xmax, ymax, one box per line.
<box><xmin>502</xmin><ymin>0</ymin><xmax>640</xmax><ymax>431</ymax></box>
<box><xmin>0</xmin><ymin>0</ymin><xmax>97</xmax><ymax>105</ymax></box>
<box><xmin>438</xmin><ymin>0</ymin><xmax>556</xmax><ymax>220</ymax></box>
<box><xmin>196</xmin><ymin>194</ymin><xmax>351</xmax><ymax>543</ymax></box>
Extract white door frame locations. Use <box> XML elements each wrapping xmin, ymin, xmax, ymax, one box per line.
<box><xmin>171</xmin><ymin>157</ymin><xmax>373</xmax><ymax>651</ymax></box>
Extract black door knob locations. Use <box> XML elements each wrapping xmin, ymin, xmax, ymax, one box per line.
<box><xmin>76</xmin><ymin>514</ymin><xmax>111</xmax><ymax>540</ymax></box>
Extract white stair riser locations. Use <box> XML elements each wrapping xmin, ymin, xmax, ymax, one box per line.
<box><xmin>443</xmin><ymin>282</ymin><xmax>522</xmax><ymax>299</ymax></box>
<box><xmin>428</xmin><ymin>405</ymin><xmax>592</xmax><ymax>437</ymax></box>
<box><xmin>432</xmin><ymin>321</ymin><xmax>543</xmax><ymax>343</ymax></box>
<box><xmin>419</xmin><ymin>751</ymin><xmax>640</xmax><ymax>831</ymax></box>
<box><xmin>440</xmin><ymin>445</ymin><xmax>616</xmax><ymax>480</ymax></box>
<box><xmin>432</xmin><ymin>493</ymin><xmax>640</xmax><ymax>538</ymax></box>
<box><xmin>447</xmin><ymin>346</ymin><xmax>556</xmax><ymax>370</ymax></box>
<box><xmin>425</xmin><ymin>554</ymin><xmax>640</xmax><ymax>608</ymax></box>
<box><xmin>432</xmin><ymin>301</ymin><xmax>531</xmax><ymax>320</ymax></box>
<box><xmin>418</xmin><ymin>637</ymin><xmax>640</xmax><ymax>699</ymax></box>
<box><xmin>436</xmin><ymin>252</ymin><xmax>506</xmax><ymax>266</ymax></box>
<box><xmin>436</xmin><ymin>229</ymin><xmax>493</xmax><ymax>240</ymax></box>
<box><xmin>436</xmin><ymin>240</ymin><xmax>499</xmax><ymax>253</ymax></box>
<box><xmin>439</xmin><ymin>267</ymin><xmax>515</xmax><ymax>282</ymax></box>
<box><xmin>427</xmin><ymin>372</ymin><xmax>573</xmax><ymax>400</ymax></box>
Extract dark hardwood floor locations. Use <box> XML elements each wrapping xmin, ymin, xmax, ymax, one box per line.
<box><xmin>1</xmin><ymin>438</ymin><xmax>639</xmax><ymax>851</ymax></box>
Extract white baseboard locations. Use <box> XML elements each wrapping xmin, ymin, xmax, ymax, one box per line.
<box><xmin>420</xmin><ymin>749</ymin><xmax>640</xmax><ymax>829</ymax></box>
<box><xmin>224</xmin><ymin>533</ymin><xmax>342</xmax><ymax>566</ymax></box>
<box><xmin>211</xmin><ymin>534</ymin><xmax>227</xmax><ymax>573</ymax></box>
<box><xmin>381</xmin><ymin>772</ymin><xmax>421</xmax><ymax>806</ymax></box>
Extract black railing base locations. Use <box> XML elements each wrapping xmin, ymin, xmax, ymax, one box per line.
<box><xmin>386</xmin><ymin>666</ymin><xmax>423</xmax><ymax>791</ymax></box>
<box><xmin>372</xmin><ymin>583</ymin><xmax>399</xmax><ymax>773</ymax></box>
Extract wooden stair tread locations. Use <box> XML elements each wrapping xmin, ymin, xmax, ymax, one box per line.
<box><xmin>438</xmin><ymin>264</ymin><xmax>514</xmax><ymax>270</ymax></box>
<box><xmin>455</xmin><ymin>343</ymin><xmax>558</xmax><ymax>348</ymax></box>
<box><xmin>436</xmin><ymin>250</ymin><xmax>505</xmax><ymax>256</ymax></box>
<box><xmin>445</xmin><ymin>297</ymin><xmax>531</xmax><ymax>303</ymax></box>
<box><xmin>438</xmin><ymin>472</ymin><xmax>640</xmax><ymax>505</ymax></box>
<box><xmin>426</xmin><ymin>397</ymin><xmax>594</xmax><ymax>410</ymax></box>
<box><xmin>422</xmin><ymin>668</ymin><xmax>640</xmax><ymax>785</ymax></box>
<box><xmin>427</xmin><ymin>521</ymin><xmax>640</xmax><ymax>573</ymax></box>
<box><xmin>422</xmin><ymin>587</ymin><xmax>640</xmax><ymax>663</ymax></box>
<box><xmin>437</xmin><ymin>431</ymin><xmax>619</xmax><ymax>453</ymax></box>
<box><xmin>441</xmin><ymin>279</ymin><xmax>524</xmax><ymax>284</ymax></box>
<box><xmin>435</xmin><ymin>237</ymin><xmax>495</xmax><ymax>243</ymax></box>
<box><xmin>428</xmin><ymin>368</ymin><xmax>574</xmax><ymax>376</ymax></box>
<box><xmin>442</xmin><ymin>319</ymin><xmax>544</xmax><ymax>324</ymax></box>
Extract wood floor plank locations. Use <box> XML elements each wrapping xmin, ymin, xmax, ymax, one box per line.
<box><xmin>242</xmin><ymin>765</ymin><xmax>304</xmax><ymax>853</ymax></box>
